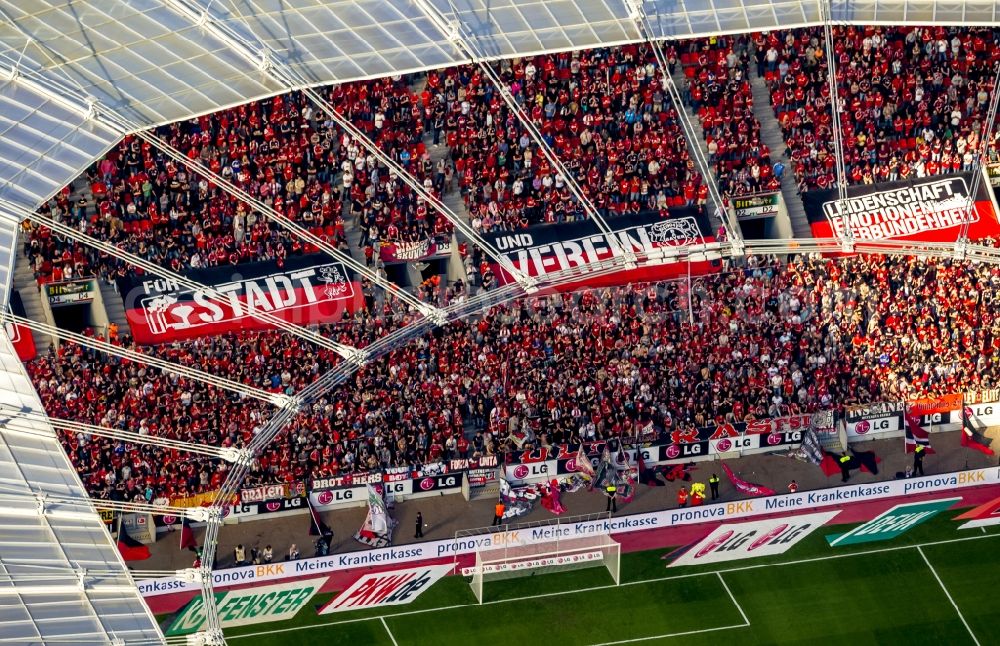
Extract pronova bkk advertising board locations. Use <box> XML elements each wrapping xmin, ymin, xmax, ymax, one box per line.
<box><xmin>668</xmin><ymin>511</ymin><xmax>840</xmax><ymax>567</ymax></box>
<box><xmin>480</xmin><ymin>207</ymin><xmax>721</xmax><ymax>289</ymax></box>
<box><xmin>803</xmin><ymin>172</ymin><xmax>999</xmax><ymax>243</ymax></box>
<box><xmin>136</xmin><ymin>467</ymin><xmax>1000</xmax><ymax>599</ymax></box>
<box><xmin>117</xmin><ymin>253</ymin><xmax>363</xmax><ymax>344</ymax></box>
<box><xmin>316</xmin><ymin>564</ymin><xmax>452</xmax><ymax>614</ymax></box>
<box><xmin>165</xmin><ymin>577</ymin><xmax>327</xmax><ymax>635</ymax></box>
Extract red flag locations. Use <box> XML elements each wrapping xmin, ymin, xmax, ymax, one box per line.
<box><xmin>116</xmin><ymin>514</ymin><xmax>151</xmax><ymax>560</ymax></box>
<box><xmin>962</xmin><ymin>407</ymin><xmax>995</xmax><ymax>455</ymax></box>
<box><xmin>179</xmin><ymin>517</ymin><xmax>198</xmax><ymax>551</ymax></box>
<box><xmin>721</xmin><ymin>463</ymin><xmax>775</xmax><ymax>497</ymax></box>
<box><xmin>904</xmin><ymin>414</ymin><xmax>934</xmax><ymax>454</ymax></box>
<box><xmin>117</xmin><ymin>535</ymin><xmax>151</xmax><ymax>561</ymax></box>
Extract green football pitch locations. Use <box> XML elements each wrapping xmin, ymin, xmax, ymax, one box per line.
<box><xmin>214</xmin><ymin>511</ymin><xmax>1000</xmax><ymax>646</ymax></box>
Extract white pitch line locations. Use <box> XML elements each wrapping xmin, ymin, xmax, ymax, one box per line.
<box><xmin>917</xmin><ymin>547</ymin><xmax>980</xmax><ymax>646</ymax></box>
<box><xmin>717</xmin><ymin>571</ymin><xmax>751</xmax><ymax>627</ymax></box>
<box><xmin>590</xmin><ymin>623</ymin><xmax>748</xmax><ymax>645</ymax></box>
<box><xmin>228</xmin><ymin>532</ymin><xmax>1000</xmax><ymax>641</ymax></box>
<box><xmin>380</xmin><ymin>616</ymin><xmax>400</xmax><ymax>646</ymax></box>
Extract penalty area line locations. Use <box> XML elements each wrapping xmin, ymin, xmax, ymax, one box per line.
<box><xmin>917</xmin><ymin>546</ymin><xmax>980</xmax><ymax>646</ymax></box>
<box><xmin>228</xmin><ymin>532</ymin><xmax>1000</xmax><ymax>641</ymax></box>
<box><xmin>380</xmin><ymin>616</ymin><xmax>400</xmax><ymax>646</ymax></box>
<box><xmin>717</xmin><ymin>571</ymin><xmax>751</xmax><ymax>627</ymax></box>
<box><xmin>590</xmin><ymin>622</ymin><xmax>748</xmax><ymax>645</ymax></box>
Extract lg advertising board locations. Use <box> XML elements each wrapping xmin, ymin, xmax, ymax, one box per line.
<box><xmin>317</xmin><ymin>564</ymin><xmax>452</xmax><ymax>614</ymax></box>
<box><xmin>803</xmin><ymin>173</ymin><xmax>1000</xmax><ymax>244</ymax></box>
<box><xmin>308</xmin><ymin>473</ymin><xmax>463</xmax><ymax>510</ymax></box>
<box><xmin>166</xmin><ymin>577</ymin><xmax>327</xmax><ymax>635</ymax></box>
<box><xmin>846</xmin><ymin>394</ymin><xmax>967</xmax><ymax>440</ymax></box>
<box><xmin>668</xmin><ymin>511</ymin><xmax>840</xmax><ymax>567</ymax></box>
<box><xmin>116</xmin><ymin>253</ymin><xmax>363</xmax><ymax>344</ymax></box>
<box><xmin>480</xmin><ymin>207</ymin><xmax>721</xmax><ymax>290</ymax></box>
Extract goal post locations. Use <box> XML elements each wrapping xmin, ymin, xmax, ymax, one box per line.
<box><xmin>467</xmin><ymin>533</ymin><xmax>621</xmax><ymax>604</ymax></box>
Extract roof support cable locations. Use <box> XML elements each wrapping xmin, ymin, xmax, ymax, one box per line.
<box><xmin>955</xmin><ymin>61</ymin><xmax>1000</xmax><ymax>258</ymax></box>
<box><xmin>622</xmin><ymin>0</ymin><xmax>743</xmax><ymax>256</ymax></box>
<box><xmin>0</xmin><ymin>312</ymin><xmax>287</xmax><ymax>407</ymax></box>
<box><xmin>820</xmin><ymin>2</ymin><xmax>853</xmax><ymax>253</ymax></box>
<box><xmin>413</xmin><ymin>0</ymin><xmax>641</xmax><ymax>270</ymax></box>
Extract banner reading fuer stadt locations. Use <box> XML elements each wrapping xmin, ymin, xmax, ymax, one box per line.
<box><xmin>803</xmin><ymin>172</ymin><xmax>999</xmax><ymax>244</ymax></box>
<box><xmin>480</xmin><ymin>207</ymin><xmax>722</xmax><ymax>290</ymax></box>
<box><xmin>668</xmin><ymin>511</ymin><xmax>840</xmax><ymax>567</ymax></box>
<box><xmin>117</xmin><ymin>253</ymin><xmax>364</xmax><ymax>344</ymax></box>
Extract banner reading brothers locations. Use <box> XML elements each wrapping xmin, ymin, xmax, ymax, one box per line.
<box><xmin>117</xmin><ymin>254</ymin><xmax>364</xmax><ymax>344</ymax></box>
<box><xmin>802</xmin><ymin>172</ymin><xmax>1000</xmax><ymax>243</ymax></box>
<box><xmin>480</xmin><ymin>206</ymin><xmax>722</xmax><ymax>289</ymax></box>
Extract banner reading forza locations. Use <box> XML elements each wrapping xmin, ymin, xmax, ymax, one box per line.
<box><xmin>117</xmin><ymin>254</ymin><xmax>363</xmax><ymax>344</ymax></box>
<box><xmin>803</xmin><ymin>172</ymin><xmax>1000</xmax><ymax>243</ymax></box>
<box><xmin>379</xmin><ymin>234</ymin><xmax>451</xmax><ymax>263</ymax></box>
<box><xmin>481</xmin><ymin>207</ymin><xmax>721</xmax><ymax>289</ymax></box>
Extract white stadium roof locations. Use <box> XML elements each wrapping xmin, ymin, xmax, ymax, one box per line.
<box><xmin>0</xmin><ymin>1</ymin><xmax>997</xmax><ymax>644</ymax></box>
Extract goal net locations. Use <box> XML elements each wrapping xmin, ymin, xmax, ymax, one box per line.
<box><xmin>466</xmin><ymin>533</ymin><xmax>620</xmax><ymax>604</ymax></box>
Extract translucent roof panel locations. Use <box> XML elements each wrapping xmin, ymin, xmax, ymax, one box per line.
<box><xmin>0</xmin><ymin>0</ymin><xmax>287</xmax><ymax>127</ymax></box>
<box><xmin>0</xmin><ymin>218</ymin><xmax>13</xmax><ymax>308</ymax></box>
<box><xmin>0</xmin><ymin>80</ymin><xmax>122</xmax><ymax>210</ymax></box>
<box><xmin>830</xmin><ymin>0</ymin><xmax>1000</xmax><ymax>24</ymax></box>
<box><xmin>0</xmin><ymin>222</ymin><xmax>163</xmax><ymax>646</ymax></box>
<box><xmin>214</xmin><ymin>0</ymin><xmax>465</xmax><ymax>85</ymax></box>
<box><xmin>642</xmin><ymin>0</ymin><xmax>821</xmax><ymax>39</ymax></box>
<box><xmin>437</xmin><ymin>0</ymin><xmax>640</xmax><ymax>59</ymax></box>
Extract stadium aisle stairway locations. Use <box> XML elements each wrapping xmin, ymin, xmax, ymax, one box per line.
<box><xmin>669</xmin><ymin>66</ymin><xmax>726</xmax><ymax>235</ymax></box>
<box><xmin>749</xmin><ymin>74</ymin><xmax>811</xmax><ymax>239</ymax></box>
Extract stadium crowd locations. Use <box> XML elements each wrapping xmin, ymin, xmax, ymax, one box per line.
<box><xmin>678</xmin><ymin>36</ymin><xmax>778</xmax><ymax>197</ymax></box>
<box><xmin>17</xmin><ymin>26</ymin><xmax>1000</xmax><ymax>505</ymax></box>
<box><xmin>26</xmin><ymin>247</ymin><xmax>1000</xmax><ymax>503</ymax></box>
<box><xmin>21</xmin><ymin>74</ymin><xmax>456</xmax><ymax>286</ymax></box>
<box><xmin>760</xmin><ymin>26</ymin><xmax>1000</xmax><ymax>191</ymax></box>
<box><xmin>24</xmin><ymin>26</ymin><xmax>999</xmax><ymax>287</ymax></box>
<box><xmin>428</xmin><ymin>45</ymin><xmax>710</xmax><ymax>234</ymax></box>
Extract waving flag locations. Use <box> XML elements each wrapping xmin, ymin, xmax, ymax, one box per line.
<box><xmin>637</xmin><ymin>451</ymin><xmax>665</xmax><ymax>486</ymax></box>
<box><xmin>116</xmin><ymin>515</ymin><xmax>151</xmax><ymax>561</ymax></box>
<box><xmin>904</xmin><ymin>414</ymin><xmax>934</xmax><ymax>454</ymax></box>
<box><xmin>367</xmin><ymin>484</ymin><xmax>389</xmax><ymax>535</ymax></box>
<box><xmin>179</xmin><ymin>517</ymin><xmax>199</xmax><ymax>552</ymax></box>
<box><xmin>722</xmin><ymin>463</ymin><xmax>775</xmax><ymax>497</ymax></box>
<box><xmin>117</xmin><ymin>532</ymin><xmax>152</xmax><ymax>561</ymax></box>
<box><xmin>308</xmin><ymin>495</ymin><xmax>329</xmax><ymax>536</ymax></box>
<box><xmin>962</xmin><ymin>407</ymin><xmax>995</xmax><ymax>456</ymax></box>
<box><xmin>573</xmin><ymin>443</ymin><xmax>596</xmax><ymax>482</ymax></box>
